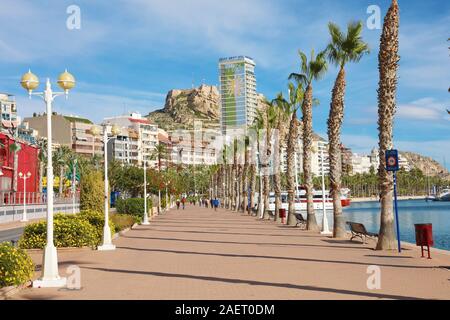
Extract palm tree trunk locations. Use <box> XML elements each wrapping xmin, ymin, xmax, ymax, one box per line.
<box><xmin>242</xmin><ymin>141</ymin><xmax>249</xmax><ymax>213</ymax></box>
<box><xmin>376</xmin><ymin>0</ymin><xmax>400</xmax><ymax>250</ymax></box>
<box><xmin>328</xmin><ymin>67</ymin><xmax>346</xmax><ymax>238</ymax></box>
<box><xmin>273</xmin><ymin>126</ymin><xmax>282</xmax><ymax>222</ymax></box>
<box><xmin>13</xmin><ymin>151</ymin><xmax>18</xmax><ymax>192</ymax></box>
<box><xmin>303</xmin><ymin>85</ymin><xmax>320</xmax><ymax>231</ymax></box>
<box><xmin>287</xmin><ymin>111</ymin><xmax>299</xmax><ymax>226</ymax></box>
<box><xmin>39</xmin><ymin>161</ymin><xmax>44</xmax><ymax>193</ymax></box>
<box><xmin>249</xmin><ymin>163</ymin><xmax>256</xmax><ymax>215</ymax></box>
<box><xmin>59</xmin><ymin>166</ymin><xmax>64</xmax><ymax>195</ymax></box>
<box><xmin>235</xmin><ymin>165</ymin><xmax>241</xmax><ymax>212</ymax></box>
<box><xmin>232</xmin><ymin>143</ymin><xmax>237</xmax><ymax>211</ymax></box>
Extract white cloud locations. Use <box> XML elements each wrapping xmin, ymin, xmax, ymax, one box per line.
<box><xmin>397</xmin><ymin>98</ymin><xmax>449</xmax><ymax>121</ymax></box>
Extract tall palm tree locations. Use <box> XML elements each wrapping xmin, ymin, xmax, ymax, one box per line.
<box><xmin>150</xmin><ymin>143</ymin><xmax>168</xmax><ymax>213</ymax></box>
<box><xmin>242</xmin><ymin>136</ymin><xmax>250</xmax><ymax>214</ymax></box>
<box><xmin>37</xmin><ymin>139</ymin><xmax>47</xmax><ymax>193</ymax></box>
<box><xmin>376</xmin><ymin>0</ymin><xmax>400</xmax><ymax>250</ymax></box>
<box><xmin>253</xmin><ymin>109</ymin><xmax>266</xmax><ymax>218</ymax></box>
<box><xmin>289</xmin><ymin>49</ymin><xmax>328</xmax><ymax>231</ymax></box>
<box><xmin>272</xmin><ymin>93</ymin><xmax>292</xmax><ymax>222</ymax></box>
<box><xmin>326</xmin><ymin>21</ymin><xmax>370</xmax><ymax>238</ymax></box>
<box><xmin>9</xmin><ymin>142</ymin><xmax>21</xmax><ymax>192</ymax></box>
<box><xmin>262</xmin><ymin>100</ymin><xmax>278</xmax><ymax>220</ymax></box>
<box><xmin>286</xmin><ymin>83</ymin><xmax>305</xmax><ymax>226</ymax></box>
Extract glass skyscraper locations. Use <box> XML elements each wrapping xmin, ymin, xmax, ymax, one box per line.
<box><xmin>219</xmin><ymin>56</ymin><xmax>257</xmax><ymax>134</ymax></box>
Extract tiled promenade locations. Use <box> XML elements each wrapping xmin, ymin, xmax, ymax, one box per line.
<box><xmin>13</xmin><ymin>205</ymin><xmax>450</xmax><ymax>300</ymax></box>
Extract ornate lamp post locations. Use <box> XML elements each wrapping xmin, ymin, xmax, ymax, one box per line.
<box><xmin>94</xmin><ymin>123</ymin><xmax>121</xmax><ymax>251</ymax></box>
<box><xmin>19</xmin><ymin>171</ymin><xmax>31</xmax><ymax>222</ymax></box>
<box><xmin>142</xmin><ymin>159</ymin><xmax>150</xmax><ymax>225</ymax></box>
<box><xmin>21</xmin><ymin>69</ymin><xmax>75</xmax><ymax>288</ymax></box>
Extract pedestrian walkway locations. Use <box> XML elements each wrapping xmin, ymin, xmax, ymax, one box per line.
<box><xmin>13</xmin><ymin>205</ymin><xmax>450</xmax><ymax>300</ymax></box>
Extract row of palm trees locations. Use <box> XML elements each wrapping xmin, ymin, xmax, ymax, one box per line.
<box><xmin>210</xmin><ymin>0</ymin><xmax>400</xmax><ymax>250</ymax></box>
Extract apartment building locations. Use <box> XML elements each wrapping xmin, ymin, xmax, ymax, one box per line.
<box><xmin>24</xmin><ymin>113</ymin><xmax>103</xmax><ymax>158</ymax></box>
<box><xmin>107</xmin><ymin>127</ymin><xmax>140</xmax><ymax>166</ymax></box>
<box><xmin>103</xmin><ymin>112</ymin><xmax>158</xmax><ymax>167</ymax></box>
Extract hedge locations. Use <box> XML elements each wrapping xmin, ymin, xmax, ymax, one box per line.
<box><xmin>110</xmin><ymin>214</ymin><xmax>140</xmax><ymax>233</ymax></box>
<box><xmin>115</xmin><ymin>198</ymin><xmax>152</xmax><ymax>219</ymax></box>
<box><xmin>77</xmin><ymin>210</ymin><xmax>115</xmax><ymax>245</ymax></box>
<box><xmin>18</xmin><ymin>214</ymin><xmax>97</xmax><ymax>249</ymax></box>
<box><xmin>0</xmin><ymin>242</ymin><xmax>35</xmax><ymax>288</ymax></box>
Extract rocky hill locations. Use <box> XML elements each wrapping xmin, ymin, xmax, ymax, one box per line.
<box><xmin>400</xmin><ymin>151</ymin><xmax>450</xmax><ymax>179</ymax></box>
<box><xmin>147</xmin><ymin>85</ymin><xmax>220</xmax><ymax>131</ymax></box>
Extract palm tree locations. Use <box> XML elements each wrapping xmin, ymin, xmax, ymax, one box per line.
<box><xmin>289</xmin><ymin>49</ymin><xmax>328</xmax><ymax>231</ymax></box>
<box><xmin>37</xmin><ymin>139</ymin><xmax>47</xmax><ymax>193</ymax></box>
<box><xmin>9</xmin><ymin>142</ymin><xmax>21</xmax><ymax>193</ymax></box>
<box><xmin>242</xmin><ymin>136</ymin><xmax>250</xmax><ymax>214</ymax></box>
<box><xmin>272</xmin><ymin>93</ymin><xmax>292</xmax><ymax>222</ymax></box>
<box><xmin>286</xmin><ymin>83</ymin><xmax>305</xmax><ymax>226</ymax></box>
<box><xmin>253</xmin><ymin>109</ymin><xmax>266</xmax><ymax>218</ymax></box>
<box><xmin>262</xmin><ymin>100</ymin><xmax>278</xmax><ymax>220</ymax></box>
<box><xmin>326</xmin><ymin>21</ymin><xmax>370</xmax><ymax>238</ymax></box>
<box><xmin>150</xmin><ymin>143</ymin><xmax>168</xmax><ymax>213</ymax></box>
<box><xmin>53</xmin><ymin>145</ymin><xmax>72</xmax><ymax>195</ymax></box>
<box><xmin>376</xmin><ymin>0</ymin><xmax>400</xmax><ymax>250</ymax></box>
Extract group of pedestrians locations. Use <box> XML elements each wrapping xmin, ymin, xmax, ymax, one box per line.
<box><xmin>175</xmin><ymin>195</ymin><xmax>220</xmax><ymax>211</ymax></box>
<box><xmin>175</xmin><ymin>197</ymin><xmax>186</xmax><ymax>210</ymax></box>
<box><xmin>198</xmin><ymin>197</ymin><xmax>220</xmax><ymax>211</ymax></box>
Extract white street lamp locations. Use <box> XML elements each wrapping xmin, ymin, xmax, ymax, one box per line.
<box><xmin>320</xmin><ymin>148</ymin><xmax>331</xmax><ymax>235</ymax></box>
<box><xmin>19</xmin><ymin>171</ymin><xmax>31</xmax><ymax>222</ymax></box>
<box><xmin>21</xmin><ymin>69</ymin><xmax>75</xmax><ymax>288</ymax></box>
<box><xmin>97</xmin><ymin>123</ymin><xmax>121</xmax><ymax>251</ymax></box>
<box><xmin>142</xmin><ymin>159</ymin><xmax>150</xmax><ymax>225</ymax></box>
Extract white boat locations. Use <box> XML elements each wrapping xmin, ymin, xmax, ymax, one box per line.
<box><xmin>267</xmin><ymin>187</ymin><xmax>351</xmax><ymax>213</ymax></box>
<box><xmin>433</xmin><ymin>188</ymin><xmax>450</xmax><ymax>202</ymax></box>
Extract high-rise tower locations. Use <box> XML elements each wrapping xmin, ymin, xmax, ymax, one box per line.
<box><xmin>219</xmin><ymin>56</ymin><xmax>257</xmax><ymax>134</ymax></box>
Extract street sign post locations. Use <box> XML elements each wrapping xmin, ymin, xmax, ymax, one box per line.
<box><xmin>385</xmin><ymin>149</ymin><xmax>401</xmax><ymax>253</ymax></box>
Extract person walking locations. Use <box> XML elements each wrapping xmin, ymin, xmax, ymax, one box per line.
<box><xmin>213</xmin><ymin>198</ymin><xmax>219</xmax><ymax>211</ymax></box>
<box><xmin>176</xmin><ymin>198</ymin><xmax>180</xmax><ymax>210</ymax></box>
<box><xmin>181</xmin><ymin>197</ymin><xmax>186</xmax><ymax>210</ymax></box>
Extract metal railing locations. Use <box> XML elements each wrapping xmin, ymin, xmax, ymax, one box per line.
<box><xmin>0</xmin><ymin>191</ymin><xmax>80</xmax><ymax>206</ymax></box>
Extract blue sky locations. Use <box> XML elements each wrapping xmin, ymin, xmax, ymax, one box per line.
<box><xmin>0</xmin><ymin>0</ymin><xmax>449</xmax><ymax>169</ymax></box>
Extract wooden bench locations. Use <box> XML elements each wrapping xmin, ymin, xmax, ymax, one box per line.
<box><xmin>295</xmin><ymin>213</ymin><xmax>307</xmax><ymax>228</ymax></box>
<box><xmin>346</xmin><ymin>222</ymin><xmax>378</xmax><ymax>244</ymax></box>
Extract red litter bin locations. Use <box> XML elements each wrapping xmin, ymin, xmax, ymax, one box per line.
<box><xmin>414</xmin><ymin>224</ymin><xmax>433</xmax><ymax>259</ymax></box>
<box><xmin>279</xmin><ymin>208</ymin><xmax>287</xmax><ymax>224</ymax></box>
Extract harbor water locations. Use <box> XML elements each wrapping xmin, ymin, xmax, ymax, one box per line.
<box><xmin>339</xmin><ymin>199</ymin><xmax>450</xmax><ymax>251</ymax></box>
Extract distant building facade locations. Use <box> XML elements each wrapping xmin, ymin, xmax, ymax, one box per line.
<box><xmin>104</xmin><ymin>112</ymin><xmax>158</xmax><ymax>167</ymax></box>
<box><xmin>23</xmin><ymin>114</ymin><xmax>103</xmax><ymax>158</ymax></box>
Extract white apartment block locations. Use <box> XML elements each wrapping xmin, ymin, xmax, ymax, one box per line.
<box><xmin>107</xmin><ymin>127</ymin><xmax>140</xmax><ymax>166</ymax></box>
<box><xmin>103</xmin><ymin>112</ymin><xmax>158</xmax><ymax>167</ymax></box>
<box><xmin>351</xmin><ymin>153</ymin><xmax>372</xmax><ymax>175</ymax></box>
<box><xmin>280</xmin><ymin>137</ymin><xmax>330</xmax><ymax>177</ymax></box>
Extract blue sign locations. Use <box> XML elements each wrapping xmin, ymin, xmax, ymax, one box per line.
<box><xmin>385</xmin><ymin>149</ymin><xmax>399</xmax><ymax>172</ymax></box>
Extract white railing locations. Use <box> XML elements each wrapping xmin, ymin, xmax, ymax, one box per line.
<box><xmin>0</xmin><ymin>192</ymin><xmax>80</xmax><ymax>206</ymax></box>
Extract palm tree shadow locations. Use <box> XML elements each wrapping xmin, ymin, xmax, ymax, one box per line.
<box><xmin>82</xmin><ymin>266</ymin><xmax>426</xmax><ymax>300</ymax></box>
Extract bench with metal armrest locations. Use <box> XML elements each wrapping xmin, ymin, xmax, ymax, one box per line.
<box><xmin>295</xmin><ymin>213</ymin><xmax>307</xmax><ymax>229</ymax></box>
<box><xmin>346</xmin><ymin>221</ymin><xmax>378</xmax><ymax>244</ymax></box>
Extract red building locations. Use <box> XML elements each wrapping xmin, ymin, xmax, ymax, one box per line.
<box><xmin>0</xmin><ymin>132</ymin><xmax>39</xmax><ymax>194</ymax></box>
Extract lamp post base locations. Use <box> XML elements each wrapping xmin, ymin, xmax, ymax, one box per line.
<box><xmin>141</xmin><ymin>221</ymin><xmax>150</xmax><ymax>225</ymax></box>
<box><xmin>33</xmin><ymin>244</ymin><xmax>66</xmax><ymax>288</ymax></box>
<box><xmin>20</xmin><ymin>219</ymin><xmax>28</xmax><ymax>222</ymax></box>
<box><xmin>97</xmin><ymin>244</ymin><xmax>116</xmax><ymax>251</ymax></box>
<box><xmin>320</xmin><ymin>231</ymin><xmax>332</xmax><ymax>235</ymax></box>
<box><xmin>33</xmin><ymin>277</ymin><xmax>67</xmax><ymax>288</ymax></box>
